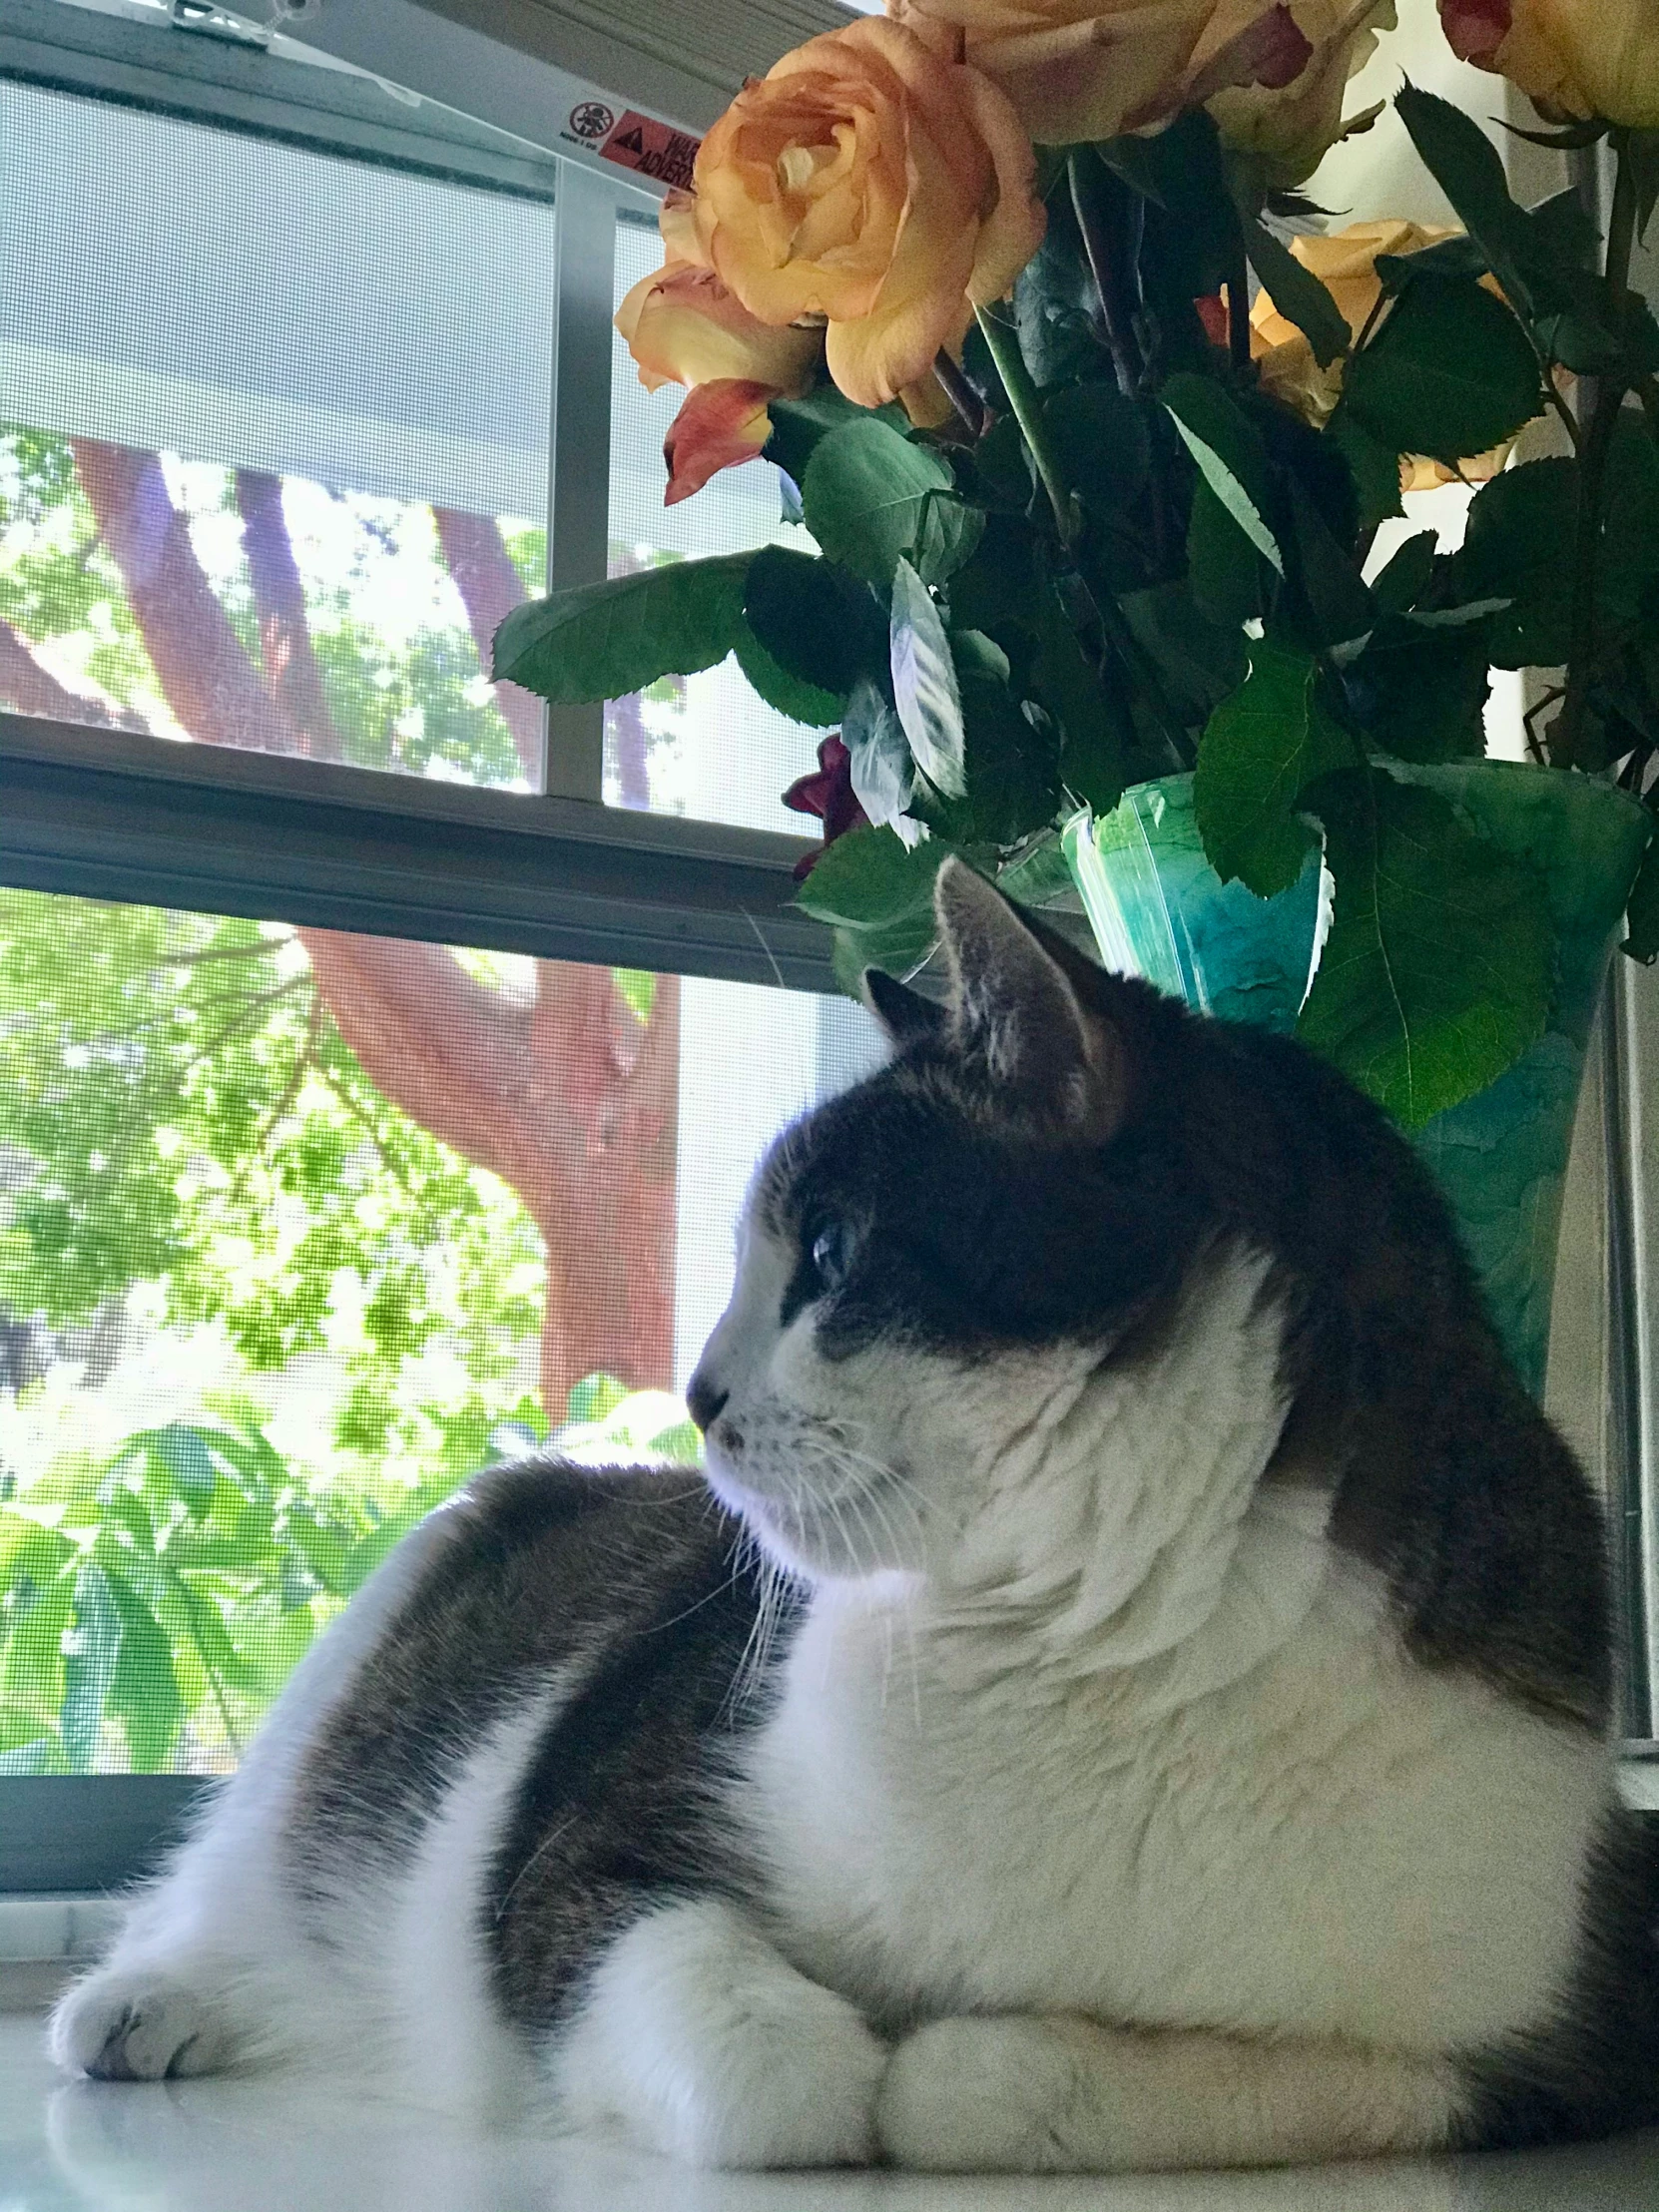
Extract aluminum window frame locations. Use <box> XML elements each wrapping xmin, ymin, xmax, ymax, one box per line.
<box><xmin>0</xmin><ymin>1</ymin><xmax>834</xmax><ymax>1895</ymax></box>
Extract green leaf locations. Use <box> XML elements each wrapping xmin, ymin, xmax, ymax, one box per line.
<box><xmin>1297</xmin><ymin>771</ymin><xmax>1554</xmax><ymax>1128</ymax></box>
<box><xmin>889</xmin><ymin>559</ymin><xmax>967</xmax><ymax>800</ymax></box>
<box><xmin>794</xmin><ymin>824</ymin><xmax>948</xmax><ymax>929</ymax></box>
<box><xmin>1039</xmin><ymin>383</ymin><xmax>1152</xmax><ymax>511</ymax></box>
<box><xmin>1242</xmin><ymin>218</ymin><xmax>1349</xmax><ymax>369</ymax></box>
<box><xmin>912</xmin><ymin>492</ymin><xmax>986</xmax><ymax>586</ymax></box>
<box><xmin>493</xmin><ymin>553</ymin><xmax>751</xmax><ymax>703</ymax></box>
<box><xmin>1450</xmin><ymin>457</ymin><xmax>1577</xmax><ymax>667</ymax></box>
<box><xmin>148</xmin><ymin>1422</ymin><xmax>218</xmax><ymax>1514</ymax></box>
<box><xmin>1162</xmin><ymin>373</ymin><xmax>1284</xmax><ymax>574</ymax></box>
<box><xmin>1188</xmin><ymin>481</ymin><xmax>1270</xmax><ymax>627</ymax></box>
<box><xmin>1370</xmin><ymin>530</ymin><xmax>1436</xmax><ymax>615</ymax></box>
<box><xmin>742</xmin><ymin>545</ymin><xmax>883</xmax><ymax>702</ymax></box>
<box><xmin>1623</xmin><ymin>836</ymin><xmax>1659</xmax><ymax>963</ymax></box>
<box><xmin>1033</xmin><ymin>577</ymin><xmax>1125</xmax><ymax>814</ymax></box>
<box><xmin>105</xmin><ymin>1569</ymin><xmax>182</xmax><ymax>1771</ymax></box>
<box><xmin>1601</xmin><ymin>413</ymin><xmax>1659</xmax><ymax>632</ymax></box>
<box><xmin>1393</xmin><ymin>86</ymin><xmax>1544</xmax><ymax>308</ymax></box>
<box><xmin>1344</xmin><ymin>278</ymin><xmax>1542</xmax><ymax>465</ymax></box>
<box><xmin>1287</xmin><ymin>481</ymin><xmax>1374</xmax><ymax>648</ymax></box>
<box><xmin>733</xmin><ymin>622</ymin><xmax>840</xmax><ymax>727</ymax></box>
<box><xmin>1329</xmin><ymin>406</ymin><xmax>1404</xmax><ymax>530</ymax></box>
<box><xmin>1195</xmin><ymin>637</ymin><xmax>1354</xmax><ymax>896</ymax></box>
<box><xmin>1119</xmin><ymin>583</ymin><xmax>1247</xmax><ymax>724</ymax></box>
<box><xmin>802</xmin><ymin>420</ymin><xmax>957</xmax><ymax>588</ymax></box>
<box><xmin>1341</xmin><ymin>622</ymin><xmax>1490</xmax><ymax>764</ymax></box>
<box><xmin>764</xmin><ymin>388</ymin><xmax>907</xmax><ymax>487</ymax></box>
<box><xmin>841</xmin><ymin>678</ymin><xmax>916</xmax><ymax>833</ymax></box>
<box><xmin>61</xmin><ymin>1562</ymin><xmax>123</xmax><ymax>1770</ymax></box>
<box><xmin>1375</xmin><ymin>235</ymin><xmax>1491</xmax><ymax>291</ymax></box>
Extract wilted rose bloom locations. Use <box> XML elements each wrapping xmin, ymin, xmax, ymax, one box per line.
<box><xmin>684</xmin><ymin>16</ymin><xmax>1044</xmax><ymax>410</ymax></box>
<box><xmin>783</xmin><ymin>735</ymin><xmax>869</xmax><ymax>877</ymax></box>
<box><xmin>1439</xmin><ymin>0</ymin><xmax>1659</xmax><ymax>130</ymax></box>
<box><xmin>613</xmin><ymin>255</ymin><xmax>823</xmax><ymax>504</ymax></box>
<box><xmin>889</xmin><ymin>0</ymin><xmax>1317</xmax><ymax>146</ymax></box>
<box><xmin>1209</xmin><ymin>0</ymin><xmax>1395</xmax><ymax>188</ymax></box>
<box><xmin>1251</xmin><ymin>220</ymin><xmax>1514</xmax><ymax>489</ymax></box>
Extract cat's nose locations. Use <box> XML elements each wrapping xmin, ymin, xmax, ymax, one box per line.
<box><xmin>686</xmin><ymin>1370</ymin><xmax>729</xmax><ymax>1434</ymax></box>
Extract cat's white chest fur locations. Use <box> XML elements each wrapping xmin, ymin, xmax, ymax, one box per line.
<box><xmin>749</xmin><ymin>1557</ymin><xmax>1606</xmax><ymax>2055</ymax></box>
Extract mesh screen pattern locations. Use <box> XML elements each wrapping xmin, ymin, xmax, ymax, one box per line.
<box><xmin>0</xmin><ymin>889</ymin><xmax>878</xmax><ymax>1773</ymax></box>
<box><xmin>0</xmin><ymin>82</ymin><xmax>552</xmax><ymax>787</ymax></box>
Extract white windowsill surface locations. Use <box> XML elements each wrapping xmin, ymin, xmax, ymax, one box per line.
<box><xmin>2</xmin><ymin>2011</ymin><xmax>1658</xmax><ymax>2212</ymax></box>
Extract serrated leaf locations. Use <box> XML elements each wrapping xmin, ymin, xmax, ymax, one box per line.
<box><xmin>1195</xmin><ymin>637</ymin><xmax>1354</xmax><ymax>896</ymax></box>
<box><xmin>765</xmin><ymin>388</ymin><xmax>907</xmax><ymax>486</ymax></box>
<box><xmin>1370</xmin><ymin>530</ymin><xmax>1436</xmax><ymax>615</ymax></box>
<box><xmin>61</xmin><ymin>1562</ymin><xmax>123</xmax><ymax>1770</ymax></box>
<box><xmin>733</xmin><ymin>622</ymin><xmax>840</xmax><ymax>727</ymax></box>
<box><xmin>1287</xmin><ymin>481</ymin><xmax>1374</xmax><ymax>648</ymax></box>
<box><xmin>1394</xmin><ymin>86</ymin><xmax>1544</xmax><ymax>310</ymax></box>
<box><xmin>1344</xmin><ymin>278</ymin><xmax>1542</xmax><ymax>466</ymax></box>
<box><xmin>1340</xmin><ymin>622</ymin><xmax>1489</xmax><ymax>764</ymax></box>
<box><xmin>1449</xmin><ymin>457</ymin><xmax>1578</xmax><ymax>667</ymax></box>
<box><xmin>1298</xmin><ymin>771</ymin><xmax>1553</xmax><ymax>1128</ymax></box>
<box><xmin>1033</xmin><ymin>575</ymin><xmax>1125</xmax><ymax>814</ymax></box>
<box><xmin>794</xmin><ymin>824</ymin><xmax>949</xmax><ymax>929</ymax></box>
<box><xmin>1188</xmin><ymin>480</ymin><xmax>1270</xmax><ymax>627</ymax></box>
<box><xmin>841</xmin><ymin>678</ymin><xmax>916</xmax><ymax>833</ymax></box>
<box><xmin>889</xmin><ymin>559</ymin><xmax>966</xmax><ymax>800</ymax></box>
<box><xmin>802</xmin><ymin>420</ymin><xmax>957</xmax><ymax>588</ymax></box>
<box><xmin>1623</xmin><ymin>835</ymin><xmax>1659</xmax><ymax>962</ymax></box>
<box><xmin>1163</xmin><ymin>373</ymin><xmax>1284</xmax><ymax>575</ymax></box>
<box><xmin>493</xmin><ymin>554</ymin><xmax>751</xmax><ymax>702</ymax></box>
<box><xmin>1329</xmin><ymin>405</ymin><xmax>1404</xmax><ymax>530</ymax></box>
<box><xmin>1243</xmin><ymin>219</ymin><xmax>1349</xmax><ymax>370</ymax></box>
<box><xmin>1375</xmin><ymin>235</ymin><xmax>1491</xmax><ymax>291</ymax></box>
<box><xmin>742</xmin><ymin>544</ymin><xmax>883</xmax><ymax>701</ymax></box>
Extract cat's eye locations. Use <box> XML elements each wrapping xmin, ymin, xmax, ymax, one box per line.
<box><xmin>810</xmin><ymin>1220</ymin><xmax>854</xmax><ymax>1293</ymax></box>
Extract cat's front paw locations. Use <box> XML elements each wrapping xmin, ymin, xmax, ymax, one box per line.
<box><xmin>49</xmin><ymin>1967</ymin><xmax>233</xmax><ymax>2083</ymax></box>
<box><xmin>554</xmin><ymin>1898</ymin><xmax>886</xmax><ymax>2168</ymax></box>
<box><xmin>878</xmin><ymin>2013</ymin><xmax>1115</xmax><ymax>2173</ymax></box>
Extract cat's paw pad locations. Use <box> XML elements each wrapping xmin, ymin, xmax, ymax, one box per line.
<box><xmin>878</xmin><ymin>2014</ymin><xmax>1100</xmax><ymax>2173</ymax></box>
<box><xmin>49</xmin><ymin>1970</ymin><xmax>231</xmax><ymax>2082</ymax></box>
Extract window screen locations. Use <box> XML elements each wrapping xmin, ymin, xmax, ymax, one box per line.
<box><xmin>0</xmin><ymin>80</ymin><xmax>553</xmax><ymax>786</ymax></box>
<box><xmin>606</xmin><ymin>213</ymin><xmax>823</xmax><ymax>831</ymax></box>
<box><xmin>0</xmin><ymin>886</ymin><xmax>879</xmax><ymax>1775</ymax></box>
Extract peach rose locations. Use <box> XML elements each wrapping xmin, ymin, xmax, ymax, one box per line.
<box><xmin>683</xmin><ymin>16</ymin><xmax>1044</xmax><ymax>410</ymax></box>
<box><xmin>1210</xmin><ymin>0</ymin><xmax>1395</xmax><ymax>188</ymax></box>
<box><xmin>889</xmin><ymin>0</ymin><xmax>1318</xmax><ymax>146</ymax></box>
<box><xmin>1439</xmin><ymin>0</ymin><xmax>1659</xmax><ymax>130</ymax></box>
<box><xmin>1250</xmin><ymin>221</ymin><xmax>1513</xmax><ymax>489</ymax></box>
<box><xmin>614</xmin><ymin>255</ymin><xmax>823</xmax><ymax>503</ymax></box>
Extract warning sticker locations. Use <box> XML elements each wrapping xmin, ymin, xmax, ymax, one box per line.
<box><xmin>597</xmin><ymin>110</ymin><xmax>701</xmax><ymax>193</ymax></box>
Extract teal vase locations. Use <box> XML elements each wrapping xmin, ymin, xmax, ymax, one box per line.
<box><xmin>1061</xmin><ymin>766</ymin><xmax>1653</xmax><ymax>1399</ymax></box>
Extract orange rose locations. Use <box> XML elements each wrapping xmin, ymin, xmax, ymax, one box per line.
<box><xmin>1210</xmin><ymin>0</ymin><xmax>1395</xmax><ymax>188</ymax></box>
<box><xmin>1250</xmin><ymin>221</ymin><xmax>1513</xmax><ymax>488</ymax></box>
<box><xmin>889</xmin><ymin>0</ymin><xmax>1318</xmax><ymax>146</ymax></box>
<box><xmin>614</xmin><ymin>253</ymin><xmax>823</xmax><ymax>504</ymax></box>
<box><xmin>684</xmin><ymin>16</ymin><xmax>1044</xmax><ymax>410</ymax></box>
<box><xmin>1439</xmin><ymin>0</ymin><xmax>1659</xmax><ymax>129</ymax></box>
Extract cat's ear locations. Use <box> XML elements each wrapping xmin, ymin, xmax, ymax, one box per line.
<box><xmin>862</xmin><ymin>966</ymin><xmax>947</xmax><ymax>1047</ymax></box>
<box><xmin>933</xmin><ymin>857</ymin><xmax>1124</xmax><ymax>1139</ymax></box>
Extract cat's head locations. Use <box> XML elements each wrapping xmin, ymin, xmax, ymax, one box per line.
<box><xmin>688</xmin><ymin>858</ymin><xmax>1473</xmax><ymax>1620</ymax></box>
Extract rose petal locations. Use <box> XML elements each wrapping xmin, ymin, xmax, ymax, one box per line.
<box><xmin>662</xmin><ymin>379</ymin><xmax>779</xmax><ymax>505</ymax></box>
<box><xmin>1437</xmin><ymin>0</ymin><xmax>1511</xmax><ymax>65</ymax></box>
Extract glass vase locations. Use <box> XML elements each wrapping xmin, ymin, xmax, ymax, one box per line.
<box><xmin>1061</xmin><ymin>765</ymin><xmax>1652</xmax><ymax>1398</ymax></box>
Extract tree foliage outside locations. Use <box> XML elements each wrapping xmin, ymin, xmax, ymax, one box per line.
<box><xmin>0</xmin><ymin>424</ymin><xmax>705</xmax><ymax>1773</ymax></box>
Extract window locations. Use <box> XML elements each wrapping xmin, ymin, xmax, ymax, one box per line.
<box><xmin>0</xmin><ymin>0</ymin><xmax>862</xmax><ymax>1882</ymax></box>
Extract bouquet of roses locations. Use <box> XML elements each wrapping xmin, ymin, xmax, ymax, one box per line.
<box><xmin>497</xmin><ymin>0</ymin><xmax>1659</xmax><ymax>1131</ymax></box>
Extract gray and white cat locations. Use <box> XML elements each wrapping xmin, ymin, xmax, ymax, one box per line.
<box><xmin>49</xmin><ymin>860</ymin><xmax>1659</xmax><ymax>2171</ymax></box>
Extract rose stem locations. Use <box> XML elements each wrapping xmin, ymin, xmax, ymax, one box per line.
<box><xmin>1067</xmin><ymin>153</ymin><xmax>1143</xmax><ymax>395</ymax></box>
<box><xmin>933</xmin><ymin>350</ymin><xmax>987</xmax><ymax>437</ymax></box>
<box><xmin>1225</xmin><ymin>216</ymin><xmax>1251</xmax><ymax>371</ymax></box>
<box><xmin>1557</xmin><ymin>131</ymin><xmax>1637</xmax><ymax>766</ymax></box>
<box><xmin>973</xmin><ymin>304</ymin><xmax>1076</xmax><ymax>540</ymax></box>
<box><xmin>973</xmin><ymin>305</ymin><xmax>1193</xmax><ymax>766</ymax></box>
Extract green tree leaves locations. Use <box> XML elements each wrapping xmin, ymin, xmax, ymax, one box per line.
<box><xmin>1297</xmin><ymin>774</ymin><xmax>1553</xmax><ymax>1129</ymax></box>
<box><xmin>802</xmin><ymin>419</ymin><xmax>979</xmax><ymax>587</ymax></box>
